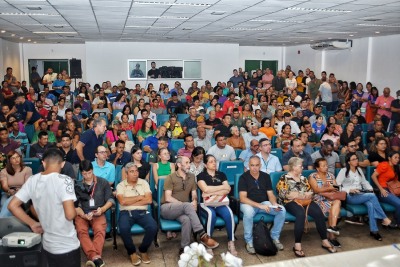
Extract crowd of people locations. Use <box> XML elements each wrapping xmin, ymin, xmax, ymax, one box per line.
<box><xmin>1</xmin><ymin>65</ymin><xmax>400</xmax><ymax>267</ymax></box>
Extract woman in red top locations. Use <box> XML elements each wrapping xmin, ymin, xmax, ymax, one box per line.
<box><xmin>371</xmin><ymin>151</ymin><xmax>400</xmax><ymax>227</ymax></box>
<box><xmin>1</xmin><ymin>81</ymin><xmax>15</xmax><ymax>109</ymax></box>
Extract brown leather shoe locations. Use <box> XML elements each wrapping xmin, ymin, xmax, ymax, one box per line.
<box><xmin>130</xmin><ymin>253</ymin><xmax>141</xmax><ymax>266</ymax></box>
<box><xmin>140</xmin><ymin>252</ymin><xmax>151</xmax><ymax>264</ymax></box>
<box><xmin>200</xmin><ymin>234</ymin><xmax>219</xmax><ymax>249</ymax></box>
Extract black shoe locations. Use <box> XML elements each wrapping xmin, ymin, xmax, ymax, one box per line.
<box><xmin>345</xmin><ymin>216</ymin><xmax>364</xmax><ymax>225</ymax></box>
<box><xmin>105</xmin><ymin>233</ymin><xmax>112</xmax><ymax>241</ymax></box>
<box><xmin>93</xmin><ymin>258</ymin><xmax>105</xmax><ymax>267</ymax></box>
<box><xmin>329</xmin><ymin>239</ymin><xmax>341</xmax><ymax>248</ymax></box>
<box><xmin>382</xmin><ymin>222</ymin><xmax>398</xmax><ymax>229</ymax></box>
<box><xmin>370</xmin><ymin>231</ymin><xmax>382</xmax><ymax>241</ymax></box>
<box><xmin>327</xmin><ymin>226</ymin><xmax>340</xmax><ymax>235</ymax></box>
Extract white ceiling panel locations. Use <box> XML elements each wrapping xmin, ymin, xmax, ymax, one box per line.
<box><xmin>0</xmin><ymin>0</ymin><xmax>398</xmax><ymax>46</ymax></box>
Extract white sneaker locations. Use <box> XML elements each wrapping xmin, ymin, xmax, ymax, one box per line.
<box><xmin>246</xmin><ymin>243</ymin><xmax>256</xmax><ymax>254</ymax></box>
<box><xmin>273</xmin><ymin>239</ymin><xmax>284</xmax><ymax>251</ymax></box>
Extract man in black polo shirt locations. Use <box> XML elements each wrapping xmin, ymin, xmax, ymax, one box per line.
<box><xmin>238</xmin><ymin>156</ymin><xmax>286</xmax><ymax>255</ymax></box>
<box><xmin>214</xmin><ymin>114</ymin><xmax>232</xmax><ymax>138</ymax></box>
<box><xmin>282</xmin><ymin>138</ymin><xmax>313</xmax><ymax>171</ymax></box>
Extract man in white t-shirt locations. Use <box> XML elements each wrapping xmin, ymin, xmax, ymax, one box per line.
<box><xmin>206</xmin><ymin>133</ymin><xmax>236</xmax><ymax>168</ymax></box>
<box><xmin>42</xmin><ymin>68</ymin><xmax>58</xmax><ymax>90</ymax></box>
<box><xmin>9</xmin><ymin>148</ymin><xmax>80</xmax><ymax>267</ymax></box>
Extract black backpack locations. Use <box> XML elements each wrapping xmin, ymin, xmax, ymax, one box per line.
<box><xmin>253</xmin><ymin>217</ymin><xmax>277</xmax><ymax>256</ymax></box>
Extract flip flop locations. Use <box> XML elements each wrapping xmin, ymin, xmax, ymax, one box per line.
<box><xmin>321</xmin><ymin>245</ymin><xmax>337</xmax><ymax>253</ymax></box>
<box><xmin>172</xmin><ymin>232</ymin><xmax>177</xmax><ymax>239</ymax></box>
<box><xmin>166</xmin><ymin>231</ymin><xmax>173</xmax><ymax>240</ymax></box>
<box><xmin>293</xmin><ymin>247</ymin><xmax>305</xmax><ymax>257</ymax></box>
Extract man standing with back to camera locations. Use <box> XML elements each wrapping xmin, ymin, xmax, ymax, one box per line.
<box><xmin>8</xmin><ymin>148</ymin><xmax>80</xmax><ymax>267</ymax></box>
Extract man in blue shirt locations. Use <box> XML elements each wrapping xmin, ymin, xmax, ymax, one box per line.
<box><xmin>166</xmin><ymin>92</ymin><xmax>183</xmax><ymax>114</ymax></box>
<box><xmin>229</xmin><ymin>69</ymin><xmax>244</xmax><ymax>88</ymax></box>
<box><xmin>239</xmin><ymin>139</ymin><xmax>260</xmax><ymax>171</ymax></box>
<box><xmin>92</xmin><ymin>145</ymin><xmax>115</xmax><ymax>186</ymax></box>
<box><xmin>282</xmin><ymin>138</ymin><xmax>313</xmax><ymax>171</ymax></box>
<box><xmin>109</xmin><ymin>140</ymin><xmax>131</xmax><ymax>166</ymax></box>
<box><xmin>11</xmin><ymin>93</ymin><xmax>41</xmax><ymax>128</ymax></box>
<box><xmin>256</xmin><ymin>138</ymin><xmax>282</xmax><ymax>174</ymax></box>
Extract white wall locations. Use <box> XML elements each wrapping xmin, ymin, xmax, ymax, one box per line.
<box><xmin>85</xmin><ymin>42</ymin><xmax>239</xmax><ymax>90</ymax></box>
<box><xmin>1</xmin><ymin>39</ymin><xmax>21</xmax><ymax>80</ymax></box>
<box><xmin>20</xmin><ymin>43</ymin><xmax>86</xmax><ymax>87</ymax></box>
<box><xmin>284</xmin><ymin>35</ymin><xmax>400</xmax><ymax>94</ymax></box>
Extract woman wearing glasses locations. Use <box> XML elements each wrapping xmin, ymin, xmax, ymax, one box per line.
<box><xmin>277</xmin><ymin>157</ymin><xmax>336</xmax><ymax>257</ymax></box>
<box><xmin>336</xmin><ymin>152</ymin><xmax>396</xmax><ymax>241</ymax></box>
<box><xmin>197</xmin><ymin>155</ymin><xmax>237</xmax><ymax>256</ymax></box>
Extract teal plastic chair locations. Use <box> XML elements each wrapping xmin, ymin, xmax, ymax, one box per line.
<box><xmin>156</xmin><ymin>114</ymin><xmax>170</xmax><ymax>126</ymax></box>
<box><xmin>157</xmin><ymin>179</ymin><xmax>182</xmax><ymax>232</ymax></box>
<box><xmin>170</xmin><ymin>139</ymin><xmax>184</xmax><ymax>153</ymax></box>
<box><xmin>24</xmin><ymin>124</ymin><xmax>35</xmax><ymax>142</ymax></box>
<box><xmin>234</xmin><ymin>149</ymin><xmax>243</xmax><ymax>160</ymax></box>
<box><xmin>177</xmin><ymin>114</ymin><xmax>189</xmax><ymax>125</ymax></box>
<box><xmin>23</xmin><ymin>158</ymin><xmax>41</xmax><ymax>175</ymax></box>
<box><xmin>112</xmin><ymin>109</ymin><xmax>122</xmax><ymax>120</ymax></box>
<box><xmin>271</xmin><ymin>135</ymin><xmax>277</xmax><ymax>148</ymax></box>
<box><xmin>218</xmin><ymin>161</ymin><xmax>244</xmax><ymax>186</ymax></box>
<box><xmin>126</xmin><ymin>130</ymin><xmax>134</xmax><ymax>142</ymax></box>
<box><xmin>271</xmin><ymin>148</ymin><xmax>283</xmax><ymax>162</ymax></box>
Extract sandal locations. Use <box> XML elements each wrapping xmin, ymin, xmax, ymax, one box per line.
<box><xmin>171</xmin><ymin>232</ymin><xmax>177</xmax><ymax>239</ymax></box>
<box><xmin>321</xmin><ymin>245</ymin><xmax>337</xmax><ymax>253</ymax></box>
<box><xmin>293</xmin><ymin>247</ymin><xmax>305</xmax><ymax>257</ymax></box>
<box><xmin>166</xmin><ymin>231</ymin><xmax>173</xmax><ymax>240</ymax></box>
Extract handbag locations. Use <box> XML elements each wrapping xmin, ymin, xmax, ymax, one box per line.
<box><xmin>253</xmin><ymin>216</ymin><xmax>277</xmax><ymax>256</ymax></box>
<box><xmin>387</xmin><ymin>180</ymin><xmax>400</xmax><ymax>196</ymax></box>
<box><xmin>319</xmin><ymin>191</ymin><xmax>347</xmax><ymax>201</ymax></box>
<box><xmin>294</xmin><ymin>198</ymin><xmax>312</xmax><ymax>206</ymax></box>
<box><xmin>203</xmin><ymin>195</ymin><xmax>229</xmax><ymax>207</ymax></box>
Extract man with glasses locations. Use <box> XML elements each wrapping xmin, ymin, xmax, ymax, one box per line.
<box><xmin>243</xmin><ymin>123</ymin><xmax>267</xmax><ymax>149</ymax></box>
<box><xmin>239</xmin><ymin>139</ymin><xmax>260</xmax><ymax>171</ymax></box>
<box><xmin>282</xmin><ymin>138</ymin><xmax>313</xmax><ymax>171</ymax></box>
<box><xmin>311</xmin><ymin>140</ymin><xmax>341</xmax><ymax>174</ymax></box>
<box><xmin>117</xmin><ymin>163</ymin><xmax>157</xmax><ymax>265</ymax></box>
<box><xmin>74</xmin><ymin>160</ymin><xmax>114</xmax><ymax>267</ymax></box>
<box><xmin>339</xmin><ymin>139</ymin><xmax>370</xmax><ymax>171</ymax></box>
<box><xmin>92</xmin><ymin>146</ymin><xmax>115</xmax><ymax>186</ymax></box>
<box><xmin>161</xmin><ymin>156</ymin><xmax>219</xmax><ymax>255</ymax></box>
<box><xmin>239</xmin><ymin>156</ymin><xmax>286</xmax><ymax>254</ymax></box>
<box><xmin>256</xmin><ymin>138</ymin><xmax>282</xmax><ymax>174</ymax></box>
<box><xmin>207</xmin><ymin>133</ymin><xmax>236</xmax><ymax>169</ymax></box>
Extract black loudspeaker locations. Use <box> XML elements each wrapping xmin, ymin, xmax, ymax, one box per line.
<box><xmin>69</xmin><ymin>59</ymin><xmax>82</xmax><ymax>78</ymax></box>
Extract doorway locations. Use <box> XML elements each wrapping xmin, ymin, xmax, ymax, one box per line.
<box><xmin>244</xmin><ymin>60</ymin><xmax>278</xmax><ymax>76</ymax></box>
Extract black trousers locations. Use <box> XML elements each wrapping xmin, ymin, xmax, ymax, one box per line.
<box><xmin>44</xmin><ymin>247</ymin><xmax>81</xmax><ymax>267</ymax></box>
<box><xmin>284</xmin><ymin>201</ymin><xmax>328</xmax><ymax>243</ymax></box>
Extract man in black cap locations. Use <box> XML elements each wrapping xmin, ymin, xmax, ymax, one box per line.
<box><xmin>309</xmin><ymin>103</ymin><xmax>327</xmax><ymax>126</ymax></box>
<box><xmin>166</xmin><ymin>92</ymin><xmax>183</xmax><ymax>114</ymax></box>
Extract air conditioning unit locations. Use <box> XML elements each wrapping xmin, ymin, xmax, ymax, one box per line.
<box><xmin>310</xmin><ymin>39</ymin><xmax>352</xmax><ymax>50</ymax></box>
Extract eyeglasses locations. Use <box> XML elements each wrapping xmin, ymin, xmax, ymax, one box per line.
<box><xmin>97</xmin><ymin>151</ymin><xmax>107</xmax><ymax>154</ymax></box>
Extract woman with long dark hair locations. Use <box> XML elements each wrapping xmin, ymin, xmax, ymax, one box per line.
<box><xmin>336</xmin><ymin>152</ymin><xmax>396</xmax><ymax>241</ymax></box>
<box><xmin>137</xmin><ymin>118</ymin><xmax>155</xmax><ymax>144</ymax></box>
<box><xmin>320</xmin><ymin>122</ymin><xmax>340</xmax><ymax>151</ymax></box>
<box><xmin>368</xmin><ymin>137</ymin><xmax>389</xmax><ymax>166</ymax></box>
<box><xmin>0</xmin><ymin>150</ymin><xmax>32</xmax><ymax>217</ymax></box>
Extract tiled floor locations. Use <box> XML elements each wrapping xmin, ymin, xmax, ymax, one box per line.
<box><xmin>84</xmin><ymin>220</ymin><xmax>400</xmax><ymax>266</ymax></box>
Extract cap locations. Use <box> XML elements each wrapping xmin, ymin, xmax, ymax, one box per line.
<box><xmin>171</xmin><ymin>92</ymin><xmax>178</xmax><ymax>97</ymax></box>
<box><xmin>196</xmin><ymin>116</ymin><xmax>205</xmax><ymax>123</ymax></box>
<box><xmin>78</xmin><ymin>93</ymin><xmax>85</xmax><ymax>97</ymax></box>
<box><xmin>112</xmin><ymin>119</ymin><xmax>121</xmax><ymax>125</ymax></box>
<box><xmin>235</xmin><ymin>96</ymin><xmax>241</xmax><ymax>101</ymax></box>
<box><xmin>315</xmin><ymin>103</ymin><xmax>323</xmax><ymax>108</ymax></box>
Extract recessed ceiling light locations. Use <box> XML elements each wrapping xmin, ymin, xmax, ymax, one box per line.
<box><xmin>286</xmin><ymin>7</ymin><xmax>351</xmax><ymax>13</ymax></box>
<box><xmin>33</xmin><ymin>41</ymin><xmax>37</xmax><ymax>43</ymax></box>
<box><xmin>0</xmin><ymin>12</ymin><xmax>60</xmax><ymax>16</ymax></box>
<box><xmin>28</xmin><ymin>39</ymin><xmax>31</xmax><ymax>42</ymax></box>
<box><xmin>11</xmin><ymin>33</ymin><xmax>15</xmax><ymax>37</ymax></box>
<box><xmin>328</xmin><ymin>37</ymin><xmax>332</xmax><ymax>39</ymax></box>
<box><xmin>349</xmin><ymin>34</ymin><xmax>354</xmax><ymax>37</ymax></box>
<box><xmin>33</xmin><ymin>31</ymin><xmax>77</xmax><ymax>34</ymax></box>
<box><xmin>0</xmin><ymin>30</ymin><xmax>5</xmax><ymax>33</ymax></box>
<box><xmin>375</xmin><ymin>31</ymin><xmax>380</xmax><ymax>34</ymax></box>
<box><xmin>310</xmin><ymin>39</ymin><xmax>314</xmax><ymax>41</ymax></box>
<box><xmin>19</xmin><ymin>37</ymin><xmax>24</xmax><ymax>39</ymax></box>
<box><xmin>133</xmin><ymin>1</ymin><xmax>211</xmax><ymax>7</ymax></box>
<box><xmin>130</xmin><ymin>15</ymin><xmax>188</xmax><ymax>20</ymax></box>
<box><xmin>27</xmin><ymin>6</ymin><xmax>42</xmax><ymax>11</ymax></box>
<box><xmin>357</xmin><ymin>23</ymin><xmax>400</xmax><ymax>28</ymax></box>
<box><xmin>211</xmin><ymin>11</ymin><xmax>226</xmax><ymax>15</ymax></box>
<box><xmin>251</xmin><ymin>19</ymin><xmax>304</xmax><ymax>23</ymax></box>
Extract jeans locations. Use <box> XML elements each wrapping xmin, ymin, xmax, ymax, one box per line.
<box><xmin>118</xmin><ymin>210</ymin><xmax>158</xmax><ymax>255</ymax></box>
<box><xmin>0</xmin><ymin>196</ymin><xmax>13</xmax><ymax>218</ymax></box>
<box><xmin>347</xmin><ymin>193</ymin><xmax>387</xmax><ymax>232</ymax></box>
<box><xmin>75</xmin><ymin>214</ymin><xmax>106</xmax><ymax>260</ymax></box>
<box><xmin>378</xmin><ymin>191</ymin><xmax>400</xmax><ymax>224</ymax></box>
<box><xmin>200</xmin><ymin>204</ymin><xmax>235</xmax><ymax>241</ymax></box>
<box><xmin>45</xmin><ymin>247</ymin><xmax>81</xmax><ymax>267</ymax></box>
<box><xmin>285</xmin><ymin>201</ymin><xmax>328</xmax><ymax>243</ymax></box>
<box><xmin>240</xmin><ymin>201</ymin><xmax>286</xmax><ymax>245</ymax></box>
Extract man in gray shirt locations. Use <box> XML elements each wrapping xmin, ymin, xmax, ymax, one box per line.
<box><xmin>311</xmin><ymin>140</ymin><xmax>341</xmax><ymax>174</ymax></box>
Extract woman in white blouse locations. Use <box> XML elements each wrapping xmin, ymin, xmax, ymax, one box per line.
<box><xmin>336</xmin><ymin>152</ymin><xmax>397</xmax><ymax>241</ymax></box>
<box><xmin>285</xmin><ymin>71</ymin><xmax>297</xmax><ymax>95</ymax></box>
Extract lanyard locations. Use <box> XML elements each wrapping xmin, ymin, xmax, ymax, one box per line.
<box><xmin>261</xmin><ymin>155</ymin><xmax>270</xmax><ymax>172</ymax></box>
<box><xmin>89</xmin><ymin>182</ymin><xmax>97</xmax><ymax>199</ymax></box>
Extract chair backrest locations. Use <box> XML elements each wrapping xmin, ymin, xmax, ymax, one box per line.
<box><xmin>366</xmin><ymin>166</ymin><xmax>376</xmax><ymax>183</ymax></box>
<box><xmin>361</xmin><ymin>123</ymin><xmax>369</xmax><ymax>133</ymax></box>
<box><xmin>149</xmin><ymin>166</ymin><xmax>157</xmax><ymax>200</ymax></box>
<box><xmin>112</xmin><ymin>109</ymin><xmax>122</xmax><ymax>120</ymax></box>
<box><xmin>271</xmin><ymin>136</ymin><xmax>277</xmax><ymax>148</ymax></box>
<box><xmin>156</xmin><ymin>114</ymin><xmax>170</xmax><ymax>126</ymax></box>
<box><xmin>126</xmin><ymin>131</ymin><xmax>134</xmax><ymax>142</ymax></box>
<box><xmin>234</xmin><ymin>173</ymin><xmax>242</xmax><ymax>198</ymax></box>
<box><xmin>114</xmin><ymin>165</ymin><xmax>123</xmax><ymax>186</ymax></box>
<box><xmin>24</xmin><ymin>124</ymin><xmax>35</xmax><ymax>142</ymax></box>
<box><xmin>157</xmin><ymin>179</ymin><xmax>165</xmax><ymax>222</ymax></box>
<box><xmin>218</xmin><ymin>160</ymin><xmax>244</xmax><ymax>185</ymax></box>
<box><xmin>171</xmin><ymin>139</ymin><xmax>184</xmax><ymax>153</ymax></box>
<box><xmin>362</xmin><ymin>132</ymin><xmax>367</xmax><ymax>146</ymax></box>
<box><xmin>270</xmin><ymin>148</ymin><xmax>283</xmax><ymax>160</ymax></box>
<box><xmin>269</xmin><ymin>171</ymin><xmax>287</xmax><ymax>192</ymax></box>
<box><xmin>302</xmin><ymin>169</ymin><xmax>316</xmax><ymax>178</ymax></box>
<box><xmin>177</xmin><ymin>114</ymin><xmax>189</xmax><ymax>125</ymax></box>
<box><xmin>23</xmin><ymin>158</ymin><xmax>41</xmax><ymax>175</ymax></box>
<box><xmin>334</xmin><ymin>168</ymin><xmax>341</xmax><ymax>177</ymax></box>
<box><xmin>234</xmin><ymin>149</ymin><xmax>243</xmax><ymax>160</ymax></box>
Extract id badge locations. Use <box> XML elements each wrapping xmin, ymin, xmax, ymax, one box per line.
<box><xmin>89</xmin><ymin>198</ymin><xmax>95</xmax><ymax>207</ymax></box>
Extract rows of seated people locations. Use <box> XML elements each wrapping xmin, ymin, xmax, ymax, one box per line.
<box><xmin>1</xmin><ymin>65</ymin><xmax>400</xmax><ymax>266</ymax></box>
